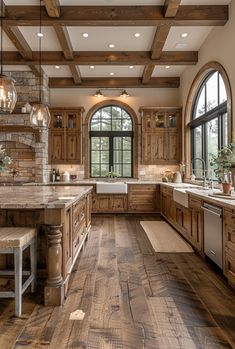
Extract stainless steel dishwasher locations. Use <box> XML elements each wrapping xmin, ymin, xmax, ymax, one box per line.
<box><xmin>202</xmin><ymin>203</ymin><xmax>223</xmax><ymax>268</ymax></box>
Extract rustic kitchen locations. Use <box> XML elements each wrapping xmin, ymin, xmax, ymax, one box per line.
<box><xmin>0</xmin><ymin>0</ymin><xmax>235</xmax><ymax>348</ymax></box>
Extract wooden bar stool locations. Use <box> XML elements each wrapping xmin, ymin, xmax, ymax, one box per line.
<box><xmin>0</xmin><ymin>227</ymin><xmax>37</xmax><ymax>316</ymax></box>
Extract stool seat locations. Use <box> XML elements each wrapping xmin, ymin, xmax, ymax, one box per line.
<box><xmin>0</xmin><ymin>227</ymin><xmax>37</xmax><ymax>316</ymax></box>
<box><xmin>0</xmin><ymin>227</ymin><xmax>36</xmax><ymax>248</ymax></box>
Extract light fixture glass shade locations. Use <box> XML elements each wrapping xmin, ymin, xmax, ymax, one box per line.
<box><xmin>30</xmin><ymin>103</ymin><xmax>51</xmax><ymax>129</ymax></box>
<box><xmin>0</xmin><ymin>74</ymin><xmax>17</xmax><ymax>114</ymax></box>
<box><xmin>120</xmin><ymin>90</ymin><xmax>129</xmax><ymax>98</ymax></box>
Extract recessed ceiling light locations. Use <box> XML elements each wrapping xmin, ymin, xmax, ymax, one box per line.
<box><xmin>89</xmin><ymin>65</ymin><xmax>95</xmax><ymax>69</ymax></box>
<box><xmin>165</xmin><ymin>66</ymin><xmax>171</xmax><ymax>69</ymax></box>
<box><xmin>181</xmin><ymin>32</ymin><xmax>188</xmax><ymax>38</ymax></box>
<box><xmin>134</xmin><ymin>33</ymin><xmax>140</xmax><ymax>38</ymax></box>
<box><xmin>82</xmin><ymin>33</ymin><xmax>89</xmax><ymax>38</ymax></box>
<box><xmin>110</xmin><ymin>72</ymin><xmax>115</xmax><ymax>76</ymax></box>
<box><xmin>129</xmin><ymin>65</ymin><xmax>134</xmax><ymax>69</ymax></box>
<box><xmin>108</xmin><ymin>43</ymin><xmax>115</xmax><ymax>48</ymax></box>
<box><xmin>55</xmin><ymin>65</ymin><xmax>60</xmax><ymax>69</ymax></box>
<box><xmin>37</xmin><ymin>32</ymin><xmax>43</xmax><ymax>38</ymax></box>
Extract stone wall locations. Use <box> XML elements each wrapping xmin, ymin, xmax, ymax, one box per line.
<box><xmin>6</xmin><ymin>70</ymin><xmax>49</xmax><ymax>113</ymax></box>
<box><xmin>0</xmin><ymin>114</ymin><xmax>49</xmax><ymax>183</ymax></box>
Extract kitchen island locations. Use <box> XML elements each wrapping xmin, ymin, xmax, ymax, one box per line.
<box><xmin>0</xmin><ymin>186</ymin><xmax>93</xmax><ymax>306</ymax></box>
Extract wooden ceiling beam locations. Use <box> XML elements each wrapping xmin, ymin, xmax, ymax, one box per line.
<box><xmin>3</xmin><ymin>26</ymin><xmax>33</xmax><ymax>60</ymax></box>
<box><xmin>69</xmin><ymin>64</ymin><xmax>82</xmax><ymax>84</ymax></box>
<box><xmin>49</xmin><ymin>77</ymin><xmax>180</xmax><ymax>88</ymax></box>
<box><xmin>0</xmin><ymin>0</ymin><xmax>5</xmax><ymax>17</ymax></box>
<box><xmin>1</xmin><ymin>51</ymin><xmax>198</xmax><ymax>66</ymax></box>
<box><xmin>44</xmin><ymin>0</ymin><xmax>60</xmax><ymax>18</ymax></box>
<box><xmin>143</xmin><ymin>0</ymin><xmax>181</xmax><ymax>83</ymax></box>
<box><xmin>151</xmin><ymin>25</ymin><xmax>171</xmax><ymax>60</ymax></box>
<box><xmin>2</xmin><ymin>5</ymin><xmax>228</xmax><ymax>26</ymax></box>
<box><xmin>53</xmin><ymin>25</ymin><xmax>74</xmax><ymax>60</ymax></box>
<box><xmin>164</xmin><ymin>0</ymin><xmax>181</xmax><ymax>18</ymax></box>
<box><xmin>142</xmin><ymin>65</ymin><xmax>155</xmax><ymax>84</ymax></box>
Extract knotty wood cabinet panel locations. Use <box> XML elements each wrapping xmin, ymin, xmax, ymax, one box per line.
<box><xmin>189</xmin><ymin>196</ymin><xmax>203</xmax><ymax>252</ymax></box>
<box><xmin>92</xmin><ymin>194</ymin><xmax>127</xmax><ymax>213</ymax></box>
<box><xmin>224</xmin><ymin>209</ymin><xmax>235</xmax><ymax>287</ymax></box>
<box><xmin>49</xmin><ymin>108</ymin><xmax>83</xmax><ymax>165</ymax></box>
<box><xmin>128</xmin><ymin>184</ymin><xmax>159</xmax><ymax>212</ymax></box>
<box><xmin>140</xmin><ymin>107</ymin><xmax>181</xmax><ymax>165</ymax></box>
<box><xmin>63</xmin><ymin>207</ymin><xmax>73</xmax><ymax>278</ymax></box>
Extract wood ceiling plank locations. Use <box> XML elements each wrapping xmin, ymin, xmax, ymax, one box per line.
<box><xmin>142</xmin><ymin>65</ymin><xmax>155</xmax><ymax>84</ymax></box>
<box><xmin>0</xmin><ymin>0</ymin><xmax>5</xmax><ymax>17</ymax></box>
<box><xmin>53</xmin><ymin>25</ymin><xmax>74</xmax><ymax>60</ymax></box>
<box><xmin>44</xmin><ymin>0</ymin><xmax>60</xmax><ymax>18</ymax></box>
<box><xmin>1</xmin><ymin>51</ymin><xmax>198</xmax><ymax>66</ymax></box>
<box><xmin>164</xmin><ymin>0</ymin><xmax>181</xmax><ymax>18</ymax></box>
<box><xmin>3</xmin><ymin>6</ymin><xmax>228</xmax><ymax>27</ymax></box>
<box><xmin>3</xmin><ymin>26</ymin><xmax>32</xmax><ymax>60</ymax></box>
<box><xmin>49</xmin><ymin>77</ymin><xmax>180</xmax><ymax>88</ymax></box>
<box><xmin>69</xmin><ymin>64</ymin><xmax>82</xmax><ymax>84</ymax></box>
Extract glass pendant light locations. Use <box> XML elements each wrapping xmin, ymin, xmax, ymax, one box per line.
<box><xmin>0</xmin><ymin>0</ymin><xmax>17</xmax><ymax>114</ymax></box>
<box><xmin>30</xmin><ymin>0</ymin><xmax>50</xmax><ymax>129</ymax></box>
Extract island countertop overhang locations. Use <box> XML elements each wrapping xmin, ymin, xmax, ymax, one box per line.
<box><xmin>0</xmin><ymin>185</ymin><xmax>93</xmax><ymax>209</ymax></box>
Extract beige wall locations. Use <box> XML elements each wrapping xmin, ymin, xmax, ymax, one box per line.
<box><xmin>49</xmin><ymin>87</ymin><xmax>180</xmax><ymax>120</ymax></box>
<box><xmin>180</xmin><ymin>1</ymin><xmax>235</xmax><ymax>138</ymax></box>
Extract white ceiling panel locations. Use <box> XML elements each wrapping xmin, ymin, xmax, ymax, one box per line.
<box><xmin>3</xmin><ymin>65</ymin><xmax>31</xmax><ymax>71</ymax></box>
<box><xmin>42</xmin><ymin>65</ymin><xmax>72</xmax><ymax>78</ymax></box>
<box><xmin>59</xmin><ymin>0</ymin><xmax>163</xmax><ymax>4</ymax></box>
<box><xmin>18</xmin><ymin>27</ymin><xmax>61</xmax><ymax>51</ymax></box>
<box><xmin>163</xmin><ymin>26</ymin><xmax>213</xmax><ymax>51</ymax></box>
<box><xmin>152</xmin><ymin>66</ymin><xmax>186</xmax><ymax>77</ymax></box>
<box><xmin>2</xmin><ymin>32</ymin><xmax>17</xmax><ymax>51</ymax></box>
<box><xmin>181</xmin><ymin>0</ymin><xmax>230</xmax><ymax>4</ymax></box>
<box><xmin>4</xmin><ymin>0</ymin><xmax>38</xmax><ymax>4</ymax></box>
<box><xmin>67</xmin><ymin>27</ymin><xmax>156</xmax><ymax>51</ymax></box>
<box><xmin>79</xmin><ymin>65</ymin><xmax>145</xmax><ymax>77</ymax></box>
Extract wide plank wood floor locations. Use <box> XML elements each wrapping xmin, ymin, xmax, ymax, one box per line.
<box><xmin>0</xmin><ymin>214</ymin><xmax>235</xmax><ymax>349</ymax></box>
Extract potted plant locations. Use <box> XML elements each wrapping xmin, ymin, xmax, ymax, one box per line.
<box><xmin>210</xmin><ymin>142</ymin><xmax>235</xmax><ymax>194</ymax></box>
<box><xmin>0</xmin><ymin>145</ymin><xmax>12</xmax><ymax>172</ymax></box>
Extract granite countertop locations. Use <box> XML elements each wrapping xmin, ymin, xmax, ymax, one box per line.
<box><xmin>0</xmin><ymin>185</ymin><xmax>93</xmax><ymax>209</ymax></box>
<box><xmin>185</xmin><ymin>188</ymin><xmax>235</xmax><ymax>209</ymax></box>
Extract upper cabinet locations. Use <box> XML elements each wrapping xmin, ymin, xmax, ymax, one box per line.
<box><xmin>49</xmin><ymin>108</ymin><xmax>84</xmax><ymax>164</ymax></box>
<box><xmin>140</xmin><ymin>107</ymin><xmax>182</xmax><ymax>165</ymax></box>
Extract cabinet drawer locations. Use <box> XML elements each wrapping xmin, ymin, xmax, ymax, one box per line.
<box><xmin>160</xmin><ymin>186</ymin><xmax>173</xmax><ymax>196</ymax></box>
<box><xmin>73</xmin><ymin>220</ymin><xmax>86</xmax><ymax>258</ymax></box>
<box><xmin>189</xmin><ymin>196</ymin><xmax>202</xmax><ymax>209</ymax></box>
<box><xmin>224</xmin><ymin>250</ymin><xmax>235</xmax><ymax>287</ymax></box>
<box><xmin>224</xmin><ymin>226</ymin><xmax>235</xmax><ymax>253</ymax></box>
<box><xmin>224</xmin><ymin>211</ymin><xmax>235</xmax><ymax>227</ymax></box>
<box><xmin>128</xmin><ymin>184</ymin><xmax>157</xmax><ymax>192</ymax></box>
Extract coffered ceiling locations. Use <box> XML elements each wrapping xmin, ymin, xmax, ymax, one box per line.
<box><xmin>0</xmin><ymin>0</ymin><xmax>231</xmax><ymax>88</ymax></box>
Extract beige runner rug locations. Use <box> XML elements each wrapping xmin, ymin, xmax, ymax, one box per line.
<box><xmin>140</xmin><ymin>221</ymin><xmax>194</xmax><ymax>253</ymax></box>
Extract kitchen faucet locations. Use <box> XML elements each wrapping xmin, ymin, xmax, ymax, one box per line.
<box><xmin>191</xmin><ymin>157</ymin><xmax>208</xmax><ymax>187</ymax></box>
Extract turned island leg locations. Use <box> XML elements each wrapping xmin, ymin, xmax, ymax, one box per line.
<box><xmin>44</xmin><ymin>225</ymin><xmax>64</xmax><ymax>306</ymax></box>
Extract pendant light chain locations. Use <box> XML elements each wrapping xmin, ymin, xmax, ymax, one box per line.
<box><xmin>1</xmin><ymin>0</ymin><xmax>3</xmax><ymax>75</ymax></box>
<box><xmin>39</xmin><ymin>0</ymin><xmax>42</xmax><ymax>103</ymax></box>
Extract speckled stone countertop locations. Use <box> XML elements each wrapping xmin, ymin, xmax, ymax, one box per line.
<box><xmin>0</xmin><ymin>185</ymin><xmax>93</xmax><ymax>209</ymax></box>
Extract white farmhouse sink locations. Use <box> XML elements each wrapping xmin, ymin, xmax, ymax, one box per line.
<box><xmin>96</xmin><ymin>182</ymin><xmax>128</xmax><ymax>194</ymax></box>
<box><xmin>173</xmin><ymin>188</ymin><xmax>189</xmax><ymax>208</ymax></box>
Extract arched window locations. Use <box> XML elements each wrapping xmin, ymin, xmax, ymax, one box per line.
<box><xmin>90</xmin><ymin>105</ymin><xmax>133</xmax><ymax>177</ymax></box>
<box><xmin>190</xmin><ymin>71</ymin><xmax>228</xmax><ymax>178</ymax></box>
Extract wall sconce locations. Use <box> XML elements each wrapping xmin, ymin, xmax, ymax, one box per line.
<box><xmin>94</xmin><ymin>90</ymin><xmax>104</xmax><ymax>98</ymax></box>
<box><xmin>120</xmin><ymin>90</ymin><xmax>130</xmax><ymax>98</ymax></box>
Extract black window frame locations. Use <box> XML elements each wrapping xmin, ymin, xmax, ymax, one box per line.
<box><xmin>189</xmin><ymin>70</ymin><xmax>228</xmax><ymax>179</ymax></box>
<box><xmin>89</xmin><ymin>105</ymin><xmax>134</xmax><ymax>178</ymax></box>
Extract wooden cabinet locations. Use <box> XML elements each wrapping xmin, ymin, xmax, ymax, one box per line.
<box><xmin>189</xmin><ymin>196</ymin><xmax>203</xmax><ymax>252</ymax></box>
<box><xmin>92</xmin><ymin>194</ymin><xmax>127</xmax><ymax>213</ymax></box>
<box><xmin>140</xmin><ymin>107</ymin><xmax>181</xmax><ymax>165</ymax></box>
<box><xmin>128</xmin><ymin>184</ymin><xmax>159</xmax><ymax>212</ymax></box>
<box><xmin>223</xmin><ymin>209</ymin><xmax>235</xmax><ymax>287</ymax></box>
<box><xmin>72</xmin><ymin>198</ymin><xmax>86</xmax><ymax>259</ymax></box>
<box><xmin>49</xmin><ymin>108</ymin><xmax>84</xmax><ymax>164</ymax></box>
<box><xmin>63</xmin><ymin>207</ymin><xmax>73</xmax><ymax>278</ymax></box>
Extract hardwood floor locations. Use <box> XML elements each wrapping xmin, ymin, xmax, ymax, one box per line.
<box><xmin>0</xmin><ymin>214</ymin><xmax>235</xmax><ymax>349</ymax></box>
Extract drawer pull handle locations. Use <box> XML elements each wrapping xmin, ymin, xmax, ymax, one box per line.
<box><xmin>209</xmin><ymin>249</ymin><xmax>216</xmax><ymax>256</ymax></box>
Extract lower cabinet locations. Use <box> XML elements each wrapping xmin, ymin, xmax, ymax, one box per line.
<box><xmin>92</xmin><ymin>194</ymin><xmax>127</xmax><ymax>213</ymax></box>
<box><xmin>72</xmin><ymin>197</ymin><xmax>86</xmax><ymax>259</ymax></box>
<box><xmin>128</xmin><ymin>184</ymin><xmax>159</xmax><ymax>212</ymax></box>
<box><xmin>189</xmin><ymin>196</ymin><xmax>203</xmax><ymax>252</ymax></box>
<box><xmin>223</xmin><ymin>209</ymin><xmax>235</xmax><ymax>287</ymax></box>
